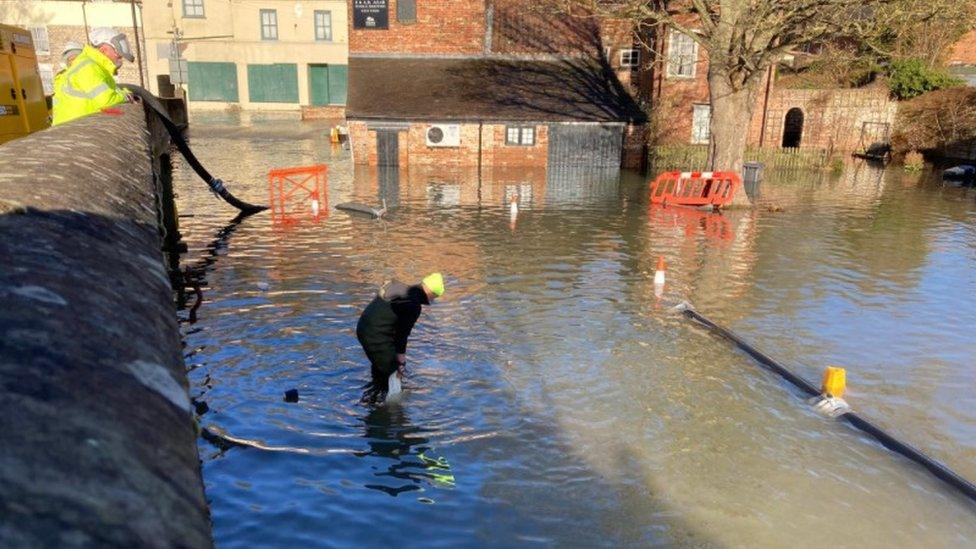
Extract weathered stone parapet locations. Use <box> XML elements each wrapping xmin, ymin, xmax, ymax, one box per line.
<box><xmin>0</xmin><ymin>105</ymin><xmax>211</xmax><ymax>547</ymax></box>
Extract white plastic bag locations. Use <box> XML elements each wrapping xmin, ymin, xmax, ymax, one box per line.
<box><xmin>386</xmin><ymin>371</ymin><xmax>402</xmax><ymax>402</ymax></box>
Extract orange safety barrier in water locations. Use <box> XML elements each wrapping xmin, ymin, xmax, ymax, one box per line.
<box><xmin>649</xmin><ymin>171</ymin><xmax>741</xmax><ymax>208</ymax></box>
<box><xmin>268</xmin><ymin>164</ymin><xmax>328</xmax><ymax>226</ymax></box>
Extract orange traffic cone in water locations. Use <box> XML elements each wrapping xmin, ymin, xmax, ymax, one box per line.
<box><xmin>654</xmin><ymin>256</ymin><xmax>666</xmax><ymax>285</ymax></box>
<box><xmin>311</xmin><ymin>191</ymin><xmax>320</xmax><ymax>218</ymax></box>
<box><xmin>654</xmin><ymin>256</ymin><xmax>666</xmax><ymax>299</ymax></box>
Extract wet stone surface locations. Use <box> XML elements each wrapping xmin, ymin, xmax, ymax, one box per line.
<box><xmin>0</xmin><ymin>105</ymin><xmax>210</xmax><ymax>547</ymax></box>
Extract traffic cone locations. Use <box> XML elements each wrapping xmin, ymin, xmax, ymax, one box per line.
<box><xmin>654</xmin><ymin>256</ymin><xmax>666</xmax><ymax>287</ymax></box>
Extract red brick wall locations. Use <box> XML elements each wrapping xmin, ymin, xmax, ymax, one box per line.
<box><xmin>349</xmin><ymin>121</ymin><xmax>550</xmax><ymax>167</ymax></box>
<box><xmin>301</xmin><ymin>105</ymin><xmax>346</xmax><ymax>120</ymax></box>
<box><xmin>949</xmin><ymin>29</ymin><xmax>976</xmax><ymax>65</ymax></box>
<box><xmin>649</xmin><ymin>24</ymin><xmax>710</xmax><ymax>145</ymax></box>
<box><xmin>484</xmin><ymin>124</ymin><xmax>548</xmax><ymax>167</ymax></box>
<box><xmin>347</xmin><ymin>0</ymin><xmax>486</xmax><ymax>55</ymax></box>
<box><xmin>745</xmin><ymin>86</ymin><xmax>897</xmax><ymax>151</ymax></box>
<box><xmin>621</xmin><ymin>124</ymin><xmax>647</xmax><ymax>170</ymax></box>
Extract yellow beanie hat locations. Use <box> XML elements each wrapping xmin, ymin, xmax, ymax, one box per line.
<box><xmin>422</xmin><ymin>272</ymin><xmax>445</xmax><ymax>297</ymax></box>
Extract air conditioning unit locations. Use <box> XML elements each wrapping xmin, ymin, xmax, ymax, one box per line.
<box><xmin>426</xmin><ymin>124</ymin><xmax>461</xmax><ymax>147</ymax></box>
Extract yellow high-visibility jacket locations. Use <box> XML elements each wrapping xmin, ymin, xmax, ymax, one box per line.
<box><xmin>52</xmin><ymin>45</ymin><xmax>128</xmax><ymax>126</ymax></box>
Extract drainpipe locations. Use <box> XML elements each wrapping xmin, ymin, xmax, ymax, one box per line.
<box><xmin>130</xmin><ymin>0</ymin><xmax>145</xmax><ymax>87</ymax></box>
<box><xmin>477</xmin><ymin>120</ymin><xmax>483</xmax><ymax>203</ymax></box>
<box><xmin>758</xmin><ymin>64</ymin><xmax>773</xmax><ymax>148</ymax></box>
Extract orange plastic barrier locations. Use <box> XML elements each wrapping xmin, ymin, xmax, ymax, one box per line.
<box><xmin>649</xmin><ymin>171</ymin><xmax>741</xmax><ymax>208</ymax></box>
<box><xmin>268</xmin><ymin>164</ymin><xmax>328</xmax><ymax>226</ymax></box>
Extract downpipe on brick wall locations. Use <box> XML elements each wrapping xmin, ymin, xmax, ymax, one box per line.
<box><xmin>122</xmin><ymin>85</ymin><xmax>268</xmax><ymax>216</ymax></box>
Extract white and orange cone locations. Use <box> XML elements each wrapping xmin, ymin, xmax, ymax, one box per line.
<box><xmin>654</xmin><ymin>256</ymin><xmax>666</xmax><ymax>299</ymax></box>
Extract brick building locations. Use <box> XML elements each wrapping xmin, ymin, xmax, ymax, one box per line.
<box><xmin>0</xmin><ymin>0</ymin><xmax>147</xmax><ymax>95</ymax></box>
<box><xmin>345</xmin><ymin>0</ymin><xmax>647</xmax><ymax>169</ymax></box>
<box><xmin>647</xmin><ymin>22</ymin><xmax>896</xmax><ymax>154</ymax></box>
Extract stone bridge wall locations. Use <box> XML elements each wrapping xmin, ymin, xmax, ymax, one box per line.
<box><xmin>0</xmin><ymin>105</ymin><xmax>211</xmax><ymax>547</ymax></box>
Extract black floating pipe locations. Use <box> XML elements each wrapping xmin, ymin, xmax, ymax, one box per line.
<box><xmin>122</xmin><ymin>85</ymin><xmax>268</xmax><ymax>216</ymax></box>
<box><xmin>676</xmin><ymin>302</ymin><xmax>976</xmax><ymax>504</ymax></box>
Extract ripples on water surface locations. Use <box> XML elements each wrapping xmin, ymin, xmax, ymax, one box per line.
<box><xmin>175</xmin><ymin>113</ymin><xmax>976</xmax><ymax>547</ymax></box>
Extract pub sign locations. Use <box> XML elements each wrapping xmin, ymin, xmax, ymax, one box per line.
<box><xmin>353</xmin><ymin>0</ymin><xmax>389</xmax><ymax>29</ymax></box>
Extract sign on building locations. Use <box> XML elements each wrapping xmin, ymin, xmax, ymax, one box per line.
<box><xmin>169</xmin><ymin>58</ymin><xmax>189</xmax><ymax>84</ymax></box>
<box><xmin>353</xmin><ymin>0</ymin><xmax>389</xmax><ymax>29</ymax></box>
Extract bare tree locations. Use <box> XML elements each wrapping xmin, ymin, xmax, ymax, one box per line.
<box><xmin>558</xmin><ymin>0</ymin><xmax>970</xmax><ymax>204</ymax></box>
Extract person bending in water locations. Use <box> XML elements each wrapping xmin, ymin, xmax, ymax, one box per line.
<box><xmin>357</xmin><ymin>273</ymin><xmax>445</xmax><ymax>402</ymax></box>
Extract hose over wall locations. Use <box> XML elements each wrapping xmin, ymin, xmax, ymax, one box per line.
<box><xmin>122</xmin><ymin>84</ymin><xmax>267</xmax><ymax>216</ymax></box>
<box><xmin>0</xmin><ymin>104</ymin><xmax>212</xmax><ymax>546</ymax></box>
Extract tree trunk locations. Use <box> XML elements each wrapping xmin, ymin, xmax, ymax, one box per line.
<box><xmin>707</xmin><ymin>67</ymin><xmax>762</xmax><ymax>207</ymax></box>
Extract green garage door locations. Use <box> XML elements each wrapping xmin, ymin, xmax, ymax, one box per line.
<box><xmin>247</xmin><ymin>63</ymin><xmax>299</xmax><ymax>103</ymax></box>
<box><xmin>308</xmin><ymin>64</ymin><xmax>347</xmax><ymax>106</ymax></box>
<box><xmin>187</xmin><ymin>62</ymin><xmax>238</xmax><ymax>102</ymax></box>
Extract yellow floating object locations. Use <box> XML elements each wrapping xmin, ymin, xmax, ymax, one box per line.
<box><xmin>821</xmin><ymin>366</ymin><xmax>846</xmax><ymax>398</ymax></box>
<box><xmin>330</xmin><ymin>127</ymin><xmax>339</xmax><ymax>144</ymax></box>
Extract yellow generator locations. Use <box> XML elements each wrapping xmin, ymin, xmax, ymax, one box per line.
<box><xmin>0</xmin><ymin>24</ymin><xmax>50</xmax><ymax>145</ymax></box>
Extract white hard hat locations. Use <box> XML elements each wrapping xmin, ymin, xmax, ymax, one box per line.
<box><xmin>62</xmin><ymin>41</ymin><xmax>83</xmax><ymax>55</ymax></box>
<box><xmin>89</xmin><ymin>27</ymin><xmax>134</xmax><ymax>62</ymax></box>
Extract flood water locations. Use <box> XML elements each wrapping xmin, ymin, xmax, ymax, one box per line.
<box><xmin>174</xmin><ymin>112</ymin><xmax>976</xmax><ymax>547</ymax></box>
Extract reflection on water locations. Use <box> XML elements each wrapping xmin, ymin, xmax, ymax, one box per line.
<box><xmin>175</xmin><ymin>113</ymin><xmax>976</xmax><ymax>547</ymax></box>
<box><xmin>357</xmin><ymin>404</ymin><xmax>455</xmax><ymax>498</ymax></box>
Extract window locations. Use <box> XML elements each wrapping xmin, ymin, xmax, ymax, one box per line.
<box><xmin>667</xmin><ymin>30</ymin><xmax>697</xmax><ymax>78</ymax></box>
<box><xmin>397</xmin><ymin>0</ymin><xmax>417</xmax><ymax>23</ymax></box>
<box><xmin>314</xmin><ymin>10</ymin><xmax>332</xmax><ymax>41</ymax></box>
<box><xmin>38</xmin><ymin>63</ymin><xmax>54</xmax><ymax>95</ymax></box>
<box><xmin>506</xmin><ymin>126</ymin><xmax>535</xmax><ymax>146</ymax></box>
<box><xmin>182</xmin><ymin>0</ymin><xmax>204</xmax><ymax>18</ymax></box>
<box><xmin>29</xmin><ymin>27</ymin><xmax>49</xmax><ymax>55</ymax></box>
<box><xmin>691</xmin><ymin>104</ymin><xmax>710</xmax><ymax>144</ymax></box>
<box><xmin>620</xmin><ymin>49</ymin><xmax>639</xmax><ymax>68</ymax></box>
<box><xmin>260</xmin><ymin>9</ymin><xmax>278</xmax><ymax>40</ymax></box>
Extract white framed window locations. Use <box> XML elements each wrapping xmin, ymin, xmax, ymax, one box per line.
<box><xmin>315</xmin><ymin>10</ymin><xmax>332</xmax><ymax>41</ymax></box>
<box><xmin>620</xmin><ymin>48</ymin><xmax>639</xmax><ymax>68</ymax></box>
<box><xmin>38</xmin><ymin>63</ymin><xmax>54</xmax><ymax>95</ymax></box>
<box><xmin>506</xmin><ymin>126</ymin><xmax>535</xmax><ymax>146</ymax></box>
<box><xmin>183</xmin><ymin>0</ymin><xmax>204</xmax><ymax>18</ymax></box>
<box><xmin>260</xmin><ymin>9</ymin><xmax>278</xmax><ymax>40</ymax></box>
<box><xmin>691</xmin><ymin>104</ymin><xmax>710</xmax><ymax>144</ymax></box>
<box><xmin>29</xmin><ymin>27</ymin><xmax>49</xmax><ymax>55</ymax></box>
<box><xmin>667</xmin><ymin>30</ymin><xmax>698</xmax><ymax>78</ymax></box>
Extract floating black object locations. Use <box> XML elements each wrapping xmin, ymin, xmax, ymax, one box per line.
<box><xmin>193</xmin><ymin>399</ymin><xmax>209</xmax><ymax>415</ymax></box>
<box><xmin>284</xmin><ymin>389</ymin><xmax>299</xmax><ymax>403</ymax></box>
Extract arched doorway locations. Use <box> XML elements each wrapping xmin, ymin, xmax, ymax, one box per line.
<box><xmin>782</xmin><ymin>108</ymin><xmax>804</xmax><ymax>148</ymax></box>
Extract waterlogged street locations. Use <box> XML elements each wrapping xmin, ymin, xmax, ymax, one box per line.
<box><xmin>175</xmin><ymin>113</ymin><xmax>976</xmax><ymax>546</ymax></box>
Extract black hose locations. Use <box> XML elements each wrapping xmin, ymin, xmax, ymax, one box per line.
<box><xmin>678</xmin><ymin>302</ymin><xmax>976</xmax><ymax>504</ymax></box>
<box><xmin>122</xmin><ymin>85</ymin><xmax>267</xmax><ymax>216</ymax></box>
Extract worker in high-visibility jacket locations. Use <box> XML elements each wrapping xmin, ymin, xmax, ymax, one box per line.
<box><xmin>51</xmin><ymin>41</ymin><xmax>83</xmax><ymax>111</ymax></box>
<box><xmin>52</xmin><ymin>28</ymin><xmax>134</xmax><ymax>126</ymax></box>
